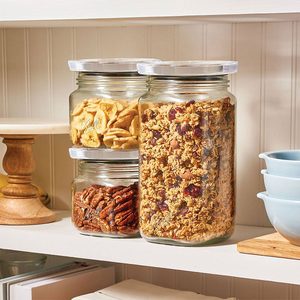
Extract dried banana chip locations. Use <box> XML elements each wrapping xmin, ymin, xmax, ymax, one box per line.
<box><xmin>87</xmin><ymin>98</ymin><xmax>101</xmax><ymax>104</ymax></box>
<box><xmin>81</xmin><ymin>127</ymin><xmax>100</xmax><ymax>148</ymax></box>
<box><xmin>112</xmin><ymin>136</ymin><xmax>138</xmax><ymax>149</ymax></box>
<box><xmin>121</xmin><ymin>139</ymin><xmax>139</xmax><ymax>149</ymax></box>
<box><xmin>72</xmin><ymin>111</ymin><xmax>94</xmax><ymax>131</ymax></box>
<box><xmin>70</xmin><ymin>127</ymin><xmax>79</xmax><ymax>144</ymax></box>
<box><xmin>113</xmin><ymin>114</ymin><xmax>133</xmax><ymax>130</ymax></box>
<box><xmin>116</xmin><ymin>102</ymin><xmax>124</xmax><ymax>112</ymax></box>
<box><xmin>85</xmin><ymin>103</ymin><xmax>100</xmax><ymax>113</ymax></box>
<box><xmin>72</xmin><ymin>102</ymin><xmax>86</xmax><ymax>116</ymax></box>
<box><xmin>107</xmin><ymin>116</ymin><xmax>117</xmax><ymax>128</ymax></box>
<box><xmin>94</xmin><ymin>109</ymin><xmax>108</xmax><ymax>135</ymax></box>
<box><xmin>103</xmin><ymin>134</ymin><xmax>117</xmax><ymax>147</ymax></box>
<box><xmin>118</xmin><ymin>108</ymin><xmax>138</xmax><ymax>118</ymax></box>
<box><xmin>99</xmin><ymin>101</ymin><xmax>118</xmax><ymax>120</ymax></box>
<box><xmin>106</xmin><ymin>128</ymin><xmax>131</xmax><ymax>137</ymax></box>
<box><xmin>129</xmin><ymin>115</ymin><xmax>139</xmax><ymax>136</ymax></box>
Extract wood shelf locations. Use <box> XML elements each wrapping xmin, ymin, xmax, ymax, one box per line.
<box><xmin>1</xmin><ymin>0</ymin><xmax>300</xmax><ymax>27</ymax></box>
<box><xmin>1</xmin><ymin>211</ymin><xmax>299</xmax><ymax>285</ymax></box>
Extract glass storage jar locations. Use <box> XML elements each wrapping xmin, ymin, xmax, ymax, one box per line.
<box><xmin>72</xmin><ymin>159</ymin><xmax>139</xmax><ymax>237</ymax></box>
<box><xmin>137</xmin><ymin>61</ymin><xmax>238</xmax><ymax>246</ymax></box>
<box><xmin>68</xmin><ymin>58</ymin><xmax>158</xmax><ymax>151</ymax></box>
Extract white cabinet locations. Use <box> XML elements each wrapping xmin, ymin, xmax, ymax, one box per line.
<box><xmin>0</xmin><ymin>3</ymin><xmax>300</xmax><ymax>299</ymax></box>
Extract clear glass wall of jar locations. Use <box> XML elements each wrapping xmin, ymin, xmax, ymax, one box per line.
<box><xmin>68</xmin><ymin>58</ymin><xmax>158</xmax><ymax>151</ymax></box>
<box><xmin>72</xmin><ymin>159</ymin><xmax>139</xmax><ymax>237</ymax></box>
<box><xmin>137</xmin><ymin>61</ymin><xmax>238</xmax><ymax>246</ymax></box>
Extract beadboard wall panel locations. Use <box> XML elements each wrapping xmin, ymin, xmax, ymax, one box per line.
<box><xmin>0</xmin><ymin>21</ymin><xmax>299</xmax><ymax>300</ymax></box>
<box><xmin>121</xmin><ymin>264</ymin><xmax>300</xmax><ymax>300</ymax></box>
<box><xmin>0</xmin><ymin>22</ymin><xmax>299</xmax><ymax>219</ymax></box>
<box><xmin>235</xmin><ymin>23</ymin><xmax>266</xmax><ymax>227</ymax></box>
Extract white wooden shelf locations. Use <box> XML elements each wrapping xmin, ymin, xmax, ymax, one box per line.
<box><xmin>1</xmin><ymin>0</ymin><xmax>300</xmax><ymax>27</ymax></box>
<box><xmin>1</xmin><ymin>211</ymin><xmax>299</xmax><ymax>285</ymax></box>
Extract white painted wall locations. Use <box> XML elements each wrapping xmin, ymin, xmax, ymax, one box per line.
<box><xmin>0</xmin><ymin>22</ymin><xmax>299</xmax><ymax>299</ymax></box>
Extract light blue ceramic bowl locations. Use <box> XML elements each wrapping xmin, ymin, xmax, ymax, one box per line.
<box><xmin>261</xmin><ymin>169</ymin><xmax>300</xmax><ymax>200</ymax></box>
<box><xmin>259</xmin><ymin>150</ymin><xmax>300</xmax><ymax>178</ymax></box>
<box><xmin>257</xmin><ymin>192</ymin><xmax>300</xmax><ymax>246</ymax></box>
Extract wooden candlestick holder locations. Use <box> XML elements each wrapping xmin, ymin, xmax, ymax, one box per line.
<box><xmin>0</xmin><ymin>135</ymin><xmax>55</xmax><ymax>224</ymax></box>
<box><xmin>0</xmin><ymin>119</ymin><xmax>69</xmax><ymax>225</ymax></box>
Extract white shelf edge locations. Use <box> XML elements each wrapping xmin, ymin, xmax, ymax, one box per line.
<box><xmin>0</xmin><ymin>211</ymin><xmax>298</xmax><ymax>285</ymax></box>
<box><xmin>0</xmin><ymin>0</ymin><xmax>300</xmax><ymax>27</ymax></box>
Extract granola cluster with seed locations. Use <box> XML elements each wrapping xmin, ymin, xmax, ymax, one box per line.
<box><xmin>72</xmin><ymin>182</ymin><xmax>139</xmax><ymax>236</ymax></box>
<box><xmin>139</xmin><ymin>97</ymin><xmax>235</xmax><ymax>244</ymax></box>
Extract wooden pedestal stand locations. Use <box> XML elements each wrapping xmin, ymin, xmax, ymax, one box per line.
<box><xmin>0</xmin><ymin>120</ymin><xmax>69</xmax><ymax>225</ymax></box>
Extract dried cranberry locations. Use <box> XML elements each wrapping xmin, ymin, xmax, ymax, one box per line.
<box><xmin>175</xmin><ymin>106</ymin><xmax>184</xmax><ymax>113</ymax></box>
<box><xmin>184</xmin><ymin>184</ymin><xmax>203</xmax><ymax>198</ymax></box>
<box><xmin>193</xmin><ymin>127</ymin><xmax>202</xmax><ymax>138</ymax></box>
<box><xmin>150</xmin><ymin>138</ymin><xmax>156</xmax><ymax>146</ymax></box>
<box><xmin>152</xmin><ymin>130</ymin><xmax>162</xmax><ymax>139</ymax></box>
<box><xmin>178</xmin><ymin>202</ymin><xmax>188</xmax><ymax>216</ymax></box>
<box><xmin>168</xmin><ymin>108</ymin><xmax>177</xmax><ymax>121</ymax></box>
<box><xmin>149</xmin><ymin>110</ymin><xmax>157</xmax><ymax>119</ymax></box>
<box><xmin>141</xmin><ymin>114</ymin><xmax>148</xmax><ymax>123</ymax></box>
<box><xmin>157</xmin><ymin>200</ymin><xmax>168</xmax><ymax>211</ymax></box>
<box><xmin>192</xmin><ymin>151</ymin><xmax>200</xmax><ymax>159</ymax></box>
<box><xmin>186</xmin><ymin>100</ymin><xmax>195</xmax><ymax>107</ymax></box>
<box><xmin>158</xmin><ymin>189</ymin><xmax>166</xmax><ymax>200</ymax></box>
<box><xmin>176</xmin><ymin>123</ymin><xmax>191</xmax><ymax>136</ymax></box>
<box><xmin>159</xmin><ymin>156</ymin><xmax>168</xmax><ymax>166</ymax></box>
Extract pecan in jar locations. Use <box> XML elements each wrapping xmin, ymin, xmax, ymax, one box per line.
<box><xmin>72</xmin><ymin>182</ymin><xmax>139</xmax><ymax>236</ymax></box>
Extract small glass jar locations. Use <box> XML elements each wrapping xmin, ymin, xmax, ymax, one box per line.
<box><xmin>72</xmin><ymin>159</ymin><xmax>139</xmax><ymax>237</ymax></box>
<box><xmin>137</xmin><ymin>61</ymin><xmax>238</xmax><ymax>246</ymax></box>
<box><xmin>68</xmin><ymin>58</ymin><xmax>157</xmax><ymax>151</ymax></box>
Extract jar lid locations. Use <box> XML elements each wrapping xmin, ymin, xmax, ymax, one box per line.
<box><xmin>68</xmin><ymin>58</ymin><xmax>160</xmax><ymax>73</ymax></box>
<box><xmin>137</xmin><ymin>60</ymin><xmax>238</xmax><ymax>76</ymax></box>
<box><xmin>69</xmin><ymin>147</ymin><xmax>139</xmax><ymax>161</ymax></box>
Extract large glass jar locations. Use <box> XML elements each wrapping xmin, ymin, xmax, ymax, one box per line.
<box><xmin>72</xmin><ymin>159</ymin><xmax>139</xmax><ymax>237</ymax></box>
<box><xmin>68</xmin><ymin>58</ymin><xmax>157</xmax><ymax>151</ymax></box>
<box><xmin>137</xmin><ymin>61</ymin><xmax>238</xmax><ymax>246</ymax></box>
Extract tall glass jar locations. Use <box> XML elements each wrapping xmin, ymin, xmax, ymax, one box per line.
<box><xmin>137</xmin><ymin>61</ymin><xmax>238</xmax><ymax>246</ymax></box>
<box><xmin>68</xmin><ymin>58</ymin><xmax>158</xmax><ymax>152</ymax></box>
<box><xmin>72</xmin><ymin>160</ymin><xmax>139</xmax><ymax>237</ymax></box>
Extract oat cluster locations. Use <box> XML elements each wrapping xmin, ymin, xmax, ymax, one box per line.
<box><xmin>139</xmin><ymin>97</ymin><xmax>235</xmax><ymax>244</ymax></box>
<box><xmin>73</xmin><ymin>183</ymin><xmax>139</xmax><ymax>236</ymax></box>
<box><xmin>70</xmin><ymin>98</ymin><xmax>139</xmax><ymax>149</ymax></box>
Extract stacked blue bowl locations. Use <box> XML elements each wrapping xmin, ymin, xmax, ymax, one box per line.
<box><xmin>258</xmin><ymin>150</ymin><xmax>300</xmax><ymax>246</ymax></box>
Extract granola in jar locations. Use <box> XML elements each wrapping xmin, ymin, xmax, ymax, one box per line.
<box><xmin>137</xmin><ymin>61</ymin><xmax>238</xmax><ymax>245</ymax></box>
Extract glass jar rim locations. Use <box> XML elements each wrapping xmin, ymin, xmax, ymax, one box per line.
<box><xmin>137</xmin><ymin>60</ymin><xmax>238</xmax><ymax>76</ymax></box>
<box><xmin>78</xmin><ymin>160</ymin><xmax>139</xmax><ymax>178</ymax></box>
<box><xmin>68</xmin><ymin>58</ymin><xmax>160</xmax><ymax>73</ymax></box>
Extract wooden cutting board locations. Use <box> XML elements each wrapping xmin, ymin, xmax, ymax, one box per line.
<box><xmin>237</xmin><ymin>232</ymin><xmax>300</xmax><ymax>260</ymax></box>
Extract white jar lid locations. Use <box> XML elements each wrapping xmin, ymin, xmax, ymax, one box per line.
<box><xmin>137</xmin><ymin>60</ymin><xmax>238</xmax><ymax>76</ymax></box>
<box><xmin>69</xmin><ymin>147</ymin><xmax>138</xmax><ymax>161</ymax></box>
<box><xmin>68</xmin><ymin>58</ymin><xmax>159</xmax><ymax>73</ymax></box>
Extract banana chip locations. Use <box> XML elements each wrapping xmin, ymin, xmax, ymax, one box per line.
<box><xmin>113</xmin><ymin>114</ymin><xmax>133</xmax><ymax>129</ymax></box>
<box><xmin>129</xmin><ymin>115</ymin><xmax>139</xmax><ymax>136</ymax></box>
<box><xmin>106</xmin><ymin>128</ymin><xmax>131</xmax><ymax>137</ymax></box>
<box><xmin>94</xmin><ymin>109</ymin><xmax>108</xmax><ymax>135</ymax></box>
<box><xmin>99</xmin><ymin>100</ymin><xmax>118</xmax><ymax>120</ymax></box>
<box><xmin>81</xmin><ymin>127</ymin><xmax>100</xmax><ymax>148</ymax></box>
<box><xmin>103</xmin><ymin>134</ymin><xmax>117</xmax><ymax>147</ymax></box>
<box><xmin>70</xmin><ymin>98</ymin><xmax>140</xmax><ymax>149</ymax></box>
<box><xmin>70</xmin><ymin>127</ymin><xmax>79</xmax><ymax>144</ymax></box>
<box><xmin>72</xmin><ymin>111</ymin><xmax>94</xmax><ymax>131</ymax></box>
<box><xmin>72</xmin><ymin>102</ymin><xmax>86</xmax><ymax>116</ymax></box>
